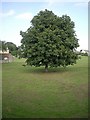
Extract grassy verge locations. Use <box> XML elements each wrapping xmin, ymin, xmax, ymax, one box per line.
<box><xmin>2</xmin><ymin>56</ymin><xmax>88</xmax><ymax>118</ymax></box>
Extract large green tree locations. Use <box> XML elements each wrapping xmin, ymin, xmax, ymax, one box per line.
<box><xmin>17</xmin><ymin>46</ymin><xmax>24</xmax><ymax>58</ymax></box>
<box><xmin>20</xmin><ymin>9</ymin><xmax>79</xmax><ymax>71</ymax></box>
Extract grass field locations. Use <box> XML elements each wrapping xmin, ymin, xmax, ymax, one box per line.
<box><xmin>2</xmin><ymin>56</ymin><xmax>88</xmax><ymax>118</ymax></box>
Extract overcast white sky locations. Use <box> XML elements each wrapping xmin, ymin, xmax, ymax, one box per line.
<box><xmin>0</xmin><ymin>0</ymin><xmax>88</xmax><ymax>51</ymax></box>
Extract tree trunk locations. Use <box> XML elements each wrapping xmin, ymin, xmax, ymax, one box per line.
<box><xmin>45</xmin><ymin>64</ymin><xmax>48</xmax><ymax>72</ymax></box>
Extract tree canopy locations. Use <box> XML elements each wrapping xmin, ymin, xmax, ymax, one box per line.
<box><xmin>20</xmin><ymin>9</ymin><xmax>79</xmax><ymax>71</ymax></box>
<box><xmin>0</xmin><ymin>40</ymin><xmax>7</xmax><ymax>51</ymax></box>
<box><xmin>5</xmin><ymin>42</ymin><xmax>18</xmax><ymax>56</ymax></box>
<box><xmin>0</xmin><ymin>40</ymin><xmax>19</xmax><ymax>57</ymax></box>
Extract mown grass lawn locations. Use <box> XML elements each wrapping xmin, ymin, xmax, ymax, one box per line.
<box><xmin>2</xmin><ymin>56</ymin><xmax>88</xmax><ymax>118</ymax></box>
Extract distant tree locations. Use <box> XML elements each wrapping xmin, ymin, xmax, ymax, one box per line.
<box><xmin>79</xmin><ymin>49</ymin><xmax>88</xmax><ymax>56</ymax></box>
<box><xmin>20</xmin><ymin>9</ymin><xmax>79</xmax><ymax>72</ymax></box>
<box><xmin>5</xmin><ymin>42</ymin><xmax>18</xmax><ymax>56</ymax></box>
<box><xmin>0</xmin><ymin>40</ymin><xmax>7</xmax><ymax>51</ymax></box>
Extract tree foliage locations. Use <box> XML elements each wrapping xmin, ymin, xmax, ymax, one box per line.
<box><xmin>20</xmin><ymin>9</ymin><xmax>79</xmax><ymax>71</ymax></box>
<box><xmin>0</xmin><ymin>40</ymin><xmax>19</xmax><ymax>57</ymax></box>
<box><xmin>5</xmin><ymin>42</ymin><xmax>18</xmax><ymax>56</ymax></box>
<box><xmin>17</xmin><ymin>46</ymin><xmax>24</xmax><ymax>58</ymax></box>
<box><xmin>0</xmin><ymin>40</ymin><xmax>7</xmax><ymax>51</ymax></box>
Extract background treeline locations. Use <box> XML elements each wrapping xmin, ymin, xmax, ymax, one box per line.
<box><xmin>0</xmin><ymin>40</ymin><xmax>22</xmax><ymax>58</ymax></box>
